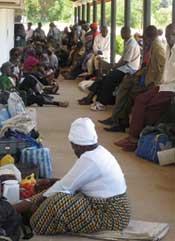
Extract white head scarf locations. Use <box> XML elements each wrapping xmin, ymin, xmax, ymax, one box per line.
<box><xmin>68</xmin><ymin>117</ymin><xmax>98</xmax><ymax>146</ymax></box>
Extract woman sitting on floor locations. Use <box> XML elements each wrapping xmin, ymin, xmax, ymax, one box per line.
<box><xmin>19</xmin><ymin>56</ymin><xmax>68</xmax><ymax>107</ymax></box>
<box><xmin>14</xmin><ymin>118</ymin><xmax>130</xmax><ymax>235</ymax></box>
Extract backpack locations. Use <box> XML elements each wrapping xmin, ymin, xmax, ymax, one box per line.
<box><xmin>0</xmin><ymin>197</ymin><xmax>21</xmax><ymax>241</ymax></box>
<box><xmin>136</xmin><ymin>131</ymin><xmax>173</xmax><ymax>164</ymax></box>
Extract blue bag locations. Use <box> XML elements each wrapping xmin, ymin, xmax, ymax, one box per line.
<box><xmin>20</xmin><ymin>147</ymin><xmax>53</xmax><ymax>178</ymax></box>
<box><xmin>8</xmin><ymin>131</ymin><xmax>42</xmax><ymax>149</ymax></box>
<box><xmin>136</xmin><ymin>132</ymin><xmax>173</xmax><ymax>164</ymax></box>
<box><xmin>0</xmin><ymin>108</ymin><xmax>10</xmax><ymax>127</ymax></box>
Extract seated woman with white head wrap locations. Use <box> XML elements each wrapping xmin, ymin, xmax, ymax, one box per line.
<box><xmin>14</xmin><ymin>118</ymin><xmax>130</xmax><ymax>234</ymax></box>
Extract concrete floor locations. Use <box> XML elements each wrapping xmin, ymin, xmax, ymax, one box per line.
<box><xmin>34</xmin><ymin>76</ymin><xmax>175</xmax><ymax>241</ymax></box>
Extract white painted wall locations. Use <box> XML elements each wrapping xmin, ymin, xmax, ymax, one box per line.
<box><xmin>0</xmin><ymin>9</ymin><xmax>14</xmax><ymax>66</ymax></box>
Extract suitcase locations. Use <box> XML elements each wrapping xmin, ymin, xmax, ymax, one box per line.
<box><xmin>0</xmin><ymin>137</ymin><xmax>31</xmax><ymax>159</ymax></box>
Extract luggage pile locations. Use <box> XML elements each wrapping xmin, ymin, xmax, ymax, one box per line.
<box><xmin>0</xmin><ymin>93</ymin><xmax>53</xmax><ymax>200</ymax></box>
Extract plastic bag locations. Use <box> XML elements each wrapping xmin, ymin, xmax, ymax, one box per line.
<box><xmin>8</xmin><ymin>92</ymin><xmax>25</xmax><ymax>117</ymax></box>
<box><xmin>0</xmin><ymin>108</ymin><xmax>10</xmax><ymax>127</ymax></box>
<box><xmin>0</xmin><ymin>164</ymin><xmax>21</xmax><ymax>182</ymax></box>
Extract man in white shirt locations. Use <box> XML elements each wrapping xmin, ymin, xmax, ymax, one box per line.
<box><xmin>14</xmin><ymin>118</ymin><xmax>130</xmax><ymax>235</ymax></box>
<box><xmin>25</xmin><ymin>22</ymin><xmax>33</xmax><ymax>42</ymax></box>
<box><xmin>86</xmin><ymin>26</ymin><xmax>110</xmax><ymax>78</ymax></box>
<box><xmin>78</xmin><ymin>27</ymin><xmax>140</xmax><ymax>109</ymax></box>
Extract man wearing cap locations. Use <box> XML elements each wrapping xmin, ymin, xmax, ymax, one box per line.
<box><xmin>14</xmin><ymin>118</ymin><xmax>130</xmax><ymax>235</ymax></box>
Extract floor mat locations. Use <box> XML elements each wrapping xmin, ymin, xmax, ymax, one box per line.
<box><xmin>70</xmin><ymin>220</ymin><xmax>169</xmax><ymax>241</ymax></box>
<box><xmin>33</xmin><ymin>220</ymin><xmax>170</xmax><ymax>241</ymax></box>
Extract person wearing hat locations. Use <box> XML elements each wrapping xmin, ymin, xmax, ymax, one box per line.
<box><xmin>14</xmin><ymin>117</ymin><xmax>130</xmax><ymax>235</ymax></box>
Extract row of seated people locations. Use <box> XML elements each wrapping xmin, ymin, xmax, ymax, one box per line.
<box><xmin>77</xmin><ymin>23</ymin><xmax>175</xmax><ymax>152</ymax></box>
<box><xmin>0</xmin><ymin>41</ymin><xmax>69</xmax><ymax>107</ymax></box>
<box><xmin>61</xmin><ymin>22</ymin><xmax>110</xmax><ymax>80</ymax></box>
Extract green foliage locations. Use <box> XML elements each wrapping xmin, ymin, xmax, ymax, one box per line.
<box><xmin>25</xmin><ymin>0</ymin><xmax>73</xmax><ymax>23</ymax></box>
<box><xmin>116</xmin><ymin>35</ymin><xmax>124</xmax><ymax>55</ymax></box>
<box><xmin>25</xmin><ymin>0</ymin><xmax>173</xmax><ymax>29</ymax></box>
<box><xmin>48</xmin><ymin>0</ymin><xmax>72</xmax><ymax>22</ymax></box>
<box><xmin>154</xmin><ymin>7</ymin><xmax>172</xmax><ymax>27</ymax></box>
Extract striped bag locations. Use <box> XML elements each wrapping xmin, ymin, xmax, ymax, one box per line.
<box><xmin>20</xmin><ymin>147</ymin><xmax>53</xmax><ymax>178</ymax></box>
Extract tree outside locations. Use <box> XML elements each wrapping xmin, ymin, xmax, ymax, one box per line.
<box><xmin>25</xmin><ymin>0</ymin><xmax>172</xmax><ymax>54</ymax></box>
<box><xmin>25</xmin><ymin>0</ymin><xmax>172</xmax><ymax>28</ymax></box>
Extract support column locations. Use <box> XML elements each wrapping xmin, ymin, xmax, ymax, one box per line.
<box><xmin>78</xmin><ymin>6</ymin><xmax>81</xmax><ymax>22</ymax></box>
<box><xmin>111</xmin><ymin>0</ymin><xmax>117</xmax><ymax>65</ymax></box>
<box><xmin>101</xmin><ymin>0</ymin><xmax>106</xmax><ymax>27</ymax></box>
<box><xmin>124</xmin><ymin>0</ymin><xmax>131</xmax><ymax>27</ymax></box>
<box><xmin>173</xmin><ymin>0</ymin><xmax>175</xmax><ymax>23</ymax></box>
<box><xmin>143</xmin><ymin>0</ymin><xmax>151</xmax><ymax>31</ymax></box>
<box><xmin>0</xmin><ymin>9</ymin><xmax>14</xmax><ymax>65</ymax></box>
<box><xmin>93</xmin><ymin>0</ymin><xmax>97</xmax><ymax>22</ymax></box>
<box><xmin>87</xmin><ymin>2</ymin><xmax>91</xmax><ymax>23</ymax></box>
<box><xmin>74</xmin><ymin>7</ymin><xmax>78</xmax><ymax>24</ymax></box>
<box><xmin>82</xmin><ymin>4</ymin><xmax>86</xmax><ymax>21</ymax></box>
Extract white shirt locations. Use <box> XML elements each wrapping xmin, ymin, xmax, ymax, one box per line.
<box><xmin>159</xmin><ymin>44</ymin><xmax>175</xmax><ymax>92</ymax></box>
<box><xmin>93</xmin><ymin>33</ymin><xmax>110</xmax><ymax>61</ymax></box>
<box><xmin>117</xmin><ymin>38</ymin><xmax>141</xmax><ymax>74</ymax></box>
<box><xmin>44</xmin><ymin>145</ymin><xmax>127</xmax><ymax>198</ymax></box>
<box><xmin>25</xmin><ymin>29</ymin><xmax>33</xmax><ymax>41</ymax></box>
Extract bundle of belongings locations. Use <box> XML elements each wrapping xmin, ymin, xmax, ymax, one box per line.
<box><xmin>0</xmin><ymin>92</ymin><xmax>53</xmax><ymax>241</ymax></box>
<box><xmin>136</xmin><ymin>123</ymin><xmax>175</xmax><ymax>166</ymax></box>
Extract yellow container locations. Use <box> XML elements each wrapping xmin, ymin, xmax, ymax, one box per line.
<box><xmin>0</xmin><ymin>154</ymin><xmax>15</xmax><ymax>167</ymax></box>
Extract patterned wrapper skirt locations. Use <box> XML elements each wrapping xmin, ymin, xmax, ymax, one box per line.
<box><xmin>30</xmin><ymin>192</ymin><xmax>131</xmax><ymax>235</ymax></box>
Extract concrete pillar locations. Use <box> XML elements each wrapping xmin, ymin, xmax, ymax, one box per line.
<box><xmin>93</xmin><ymin>0</ymin><xmax>97</xmax><ymax>22</ymax></box>
<box><xmin>0</xmin><ymin>9</ymin><xmax>14</xmax><ymax>66</ymax></box>
<box><xmin>143</xmin><ymin>0</ymin><xmax>151</xmax><ymax>31</ymax></box>
<box><xmin>78</xmin><ymin>6</ymin><xmax>81</xmax><ymax>22</ymax></box>
<box><xmin>124</xmin><ymin>0</ymin><xmax>131</xmax><ymax>27</ymax></box>
<box><xmin>173</xmin><ymin>0</ymin><xmax>175</xmax><ymax>23</ymax></box>
<box><xmin>101</xmin><ymin>0</ymin><xmax>106</xmax><ymax>27</ymax></box>
<box><xmin>74</xmin><ymin>7</ymin><xmax>78</xmax><ymax>24</ymax></box>
<box><xmin>111</xmin><ymin>0</ymin><xmax>117</xmax><ymax>64</ymax></box>
<box><xmin>87</xmin><ymin>2</ymin><xmax>91</xmax><ymax>23</ymax></box>
<box><xmin>82</xmin><ymin>4</ymin><xmax>86</xmax><ymax>21</ymax></box>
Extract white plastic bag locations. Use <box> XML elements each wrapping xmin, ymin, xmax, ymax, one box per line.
<box><xmin>8</xmin><ymin>92</ymin><xmax>26</xmax><ymax>117</ymax></box>
<box><xmin>26</xmin><ymin>107</ymin><xmax>37</xmax><ymax>128</ymax></box>
<box><xmin>0</xmin><ymin>164</ymin><xmax>21</xmax><ymax>181</ymax></box>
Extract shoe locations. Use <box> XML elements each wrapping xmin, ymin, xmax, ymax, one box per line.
<box><xmin>78</xmin><ymin>97</ymin><xmax>93</xmax><ymax>105</ymax></box>
<box><xmin>122</xmin><ymin>142</ymin><xmax>137</xmax><ymax>152</ymax></box>
<box><xmin>90</xmin><ymin>102</ymin><xmax>106</xmax><ymax>111</ymax></box>
<box><xmin>104</xmin><ymin>125</ymin><xmax>126</xmax><ymax>132</ymax></box>
<box><xmin>114</xmin><ymin>137</ymin><xmax>130</xmax><ymax>147</ymax></box>
<box><xmin>98</xmin><ymin>117</ymin><xmax>113</xmax><ymax>126</ymax></box>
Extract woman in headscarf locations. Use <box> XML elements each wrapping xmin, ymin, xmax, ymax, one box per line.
<box><xmin>19</xmin><ymin>56</ymin><xmax>68</xmax><ymax>107</ymax></box>
<box><xmin>14</xmin><ymin>117</ymin><xmax>130</xmax><ymax>235</ymax></box>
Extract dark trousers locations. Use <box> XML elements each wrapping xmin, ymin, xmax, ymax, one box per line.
<box><xmin>112</xmin><ymin>75</ymin><xmax>148</xmax><ymax>126</ymax></box>
<box><xmin>97</xmin><ymin>69</ymin><xmax>125</xmax><ymax>105</ymax></box>
<box><xmin>89</xmin><ymin>69</ymin><xmax>125</xmax><ymax>105</ymax></box>
<box><xmin>130</xmin><ymin>86</ymin><xmax>175</xmax><ymax>138</ymax></box>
